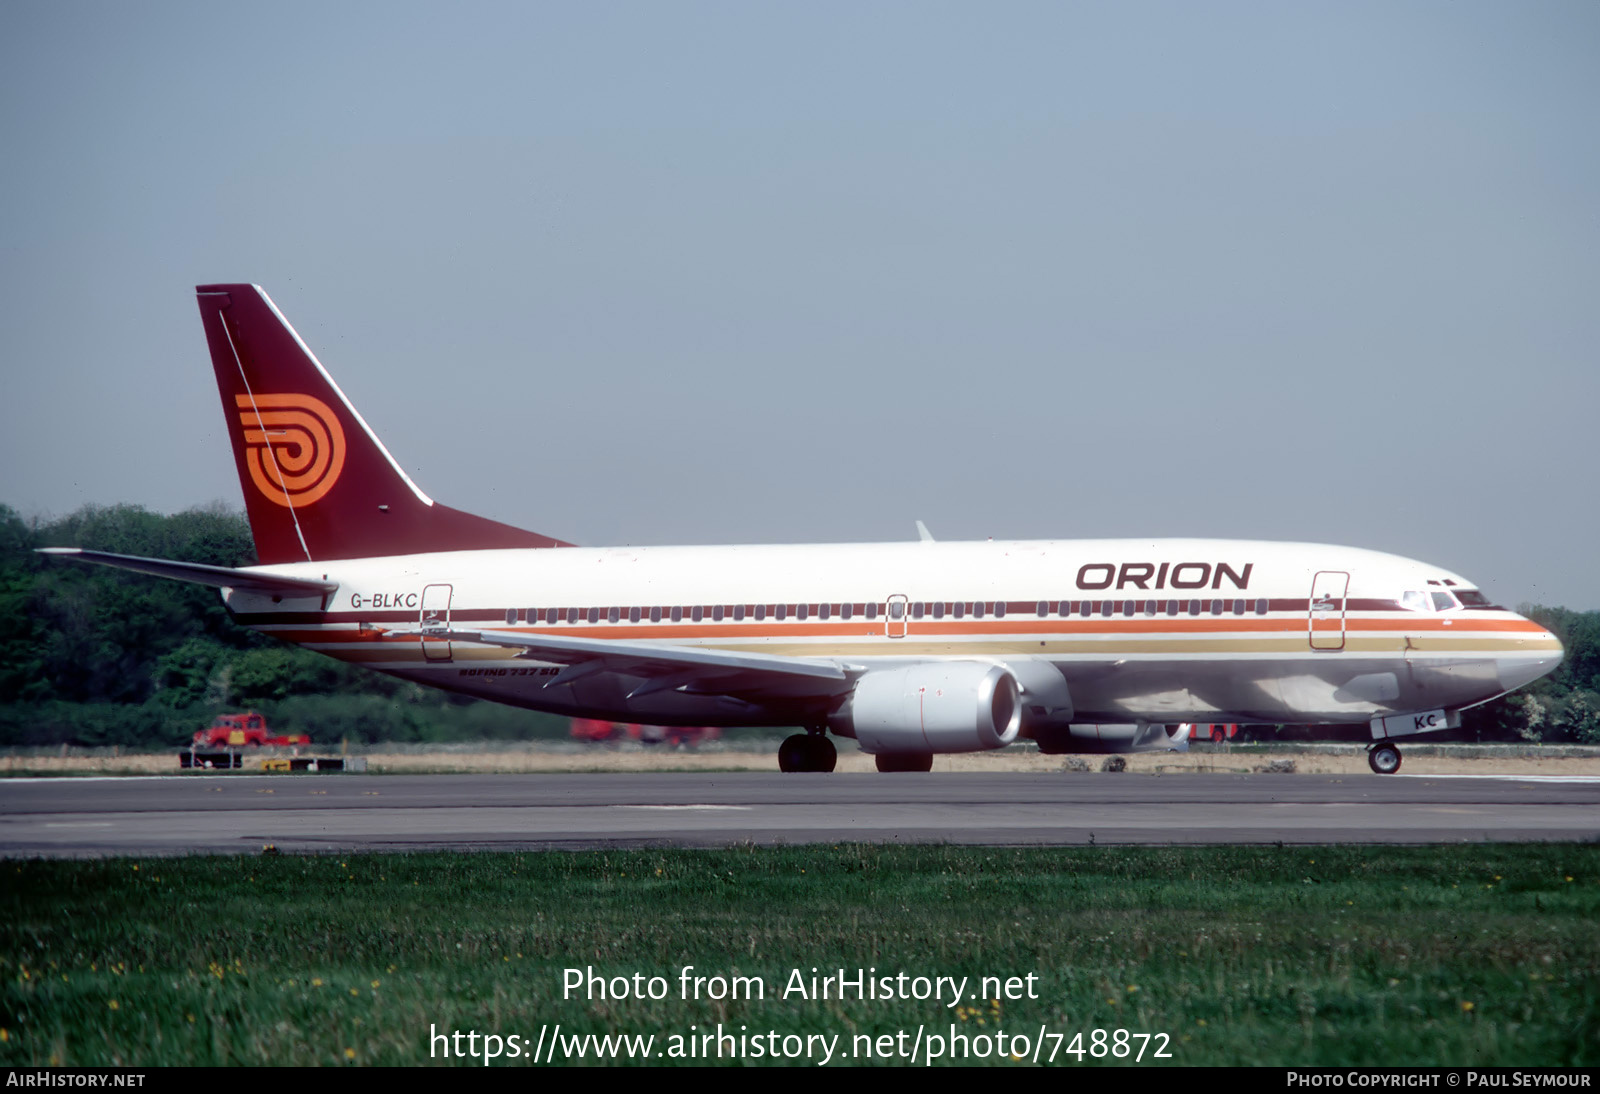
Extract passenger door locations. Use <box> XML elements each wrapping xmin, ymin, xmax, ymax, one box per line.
<box><xmin>1309</xmin><ymin>571</ymin><xmax>1349</xmax><ymax>651</ymax></box>
<box><xmin>420</xmin><ymin>583</ymin><xmax>453</xmax><ymax>661</ymax></box>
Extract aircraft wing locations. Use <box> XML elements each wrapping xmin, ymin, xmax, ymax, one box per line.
<box><xmin>36</xmin><ymin>548</ymin><xmax>338</xmax><ymax>599</ymax></box>
<box><xmin>411</xmin><ymin>627</ymin><xmax>853</xmax><ymax>701</ymax></box>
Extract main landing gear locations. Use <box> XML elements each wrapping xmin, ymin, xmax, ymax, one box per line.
<box><xmin>778</xmin><ymin>732</ymin><xmax>837</xmax><ymax>773</ymax></box>
<box><xmin>1367</xmin><ymin>742</ymin><xmax>1403</xmax><ymax>775</ymax></box>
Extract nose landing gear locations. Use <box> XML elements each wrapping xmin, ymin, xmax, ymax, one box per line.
<box><xmin>1367</xmin><ymin>742</ymin><xmax>1402</xmax><ymax>775</ymax></box>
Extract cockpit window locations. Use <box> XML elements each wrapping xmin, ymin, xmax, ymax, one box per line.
<box><xmin>1401</xmin><ymin>590</ymin><xmax>1429</xmax><ymax>612</ymax></box>
<box><xmin>1455</xmin><ymin>590</ymin><xmax>1491</xmax><ymax>608</ymax></box>
<box><xmin>1430</xmin><ymin>591</ymin><xmax>1460</xmax><ymax>612</ymax></box>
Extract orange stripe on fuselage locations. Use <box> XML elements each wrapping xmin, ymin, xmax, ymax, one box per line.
<box><xmin>253</xmin><ymin>612</ymin><xmax>1547</xmax><ymax>645</ymax></box>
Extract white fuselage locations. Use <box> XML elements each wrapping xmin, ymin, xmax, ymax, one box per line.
<box><xmin>223</xmin><ymin>537</ymin><xmax>1562</xmax><ymax>733</ymax></box>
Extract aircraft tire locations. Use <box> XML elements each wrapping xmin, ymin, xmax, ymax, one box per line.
<box><xmin>875</xmin><ymin>752</ymin><xmax>934</xmax><ymax>773</ymax></box>
<box><xmin>1368</xmin><ymin>743</ymin><xmax>1402</xmax><ymax>775</ymax></box>
<box><xmin>778</xmin><ymin>734</ymin><xmax>810</xmax><ymax>773</ymax></box>
<box><xmin>806</xmin><ymin>735</ymin><xmax>837</xmax><ymax>773</ymax></box>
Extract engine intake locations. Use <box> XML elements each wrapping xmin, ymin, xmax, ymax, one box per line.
<box><xmin>831</xmin><ymin>663</ymin><xmax>1022</xmax><ymax>754</ymax></box>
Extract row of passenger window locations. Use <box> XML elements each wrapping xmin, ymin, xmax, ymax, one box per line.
<box><xmin>898</xmin><ymin>599</ymin><xmax>1269</xmax><ymax>620</ymax></box>
<box><xmin>499</xmin><ymin>597</ymin><xmax>1272</xmax><ymax>626</ymax></box>
<box><xmin>1042</xmin><ymin>598</ymin><xmax>1271</xmax><ymax>618</ymax></box>
<box><xmin>504</xmin><ymin>603</ymin><xmax>881</xmax><ymax>626</ymax></box>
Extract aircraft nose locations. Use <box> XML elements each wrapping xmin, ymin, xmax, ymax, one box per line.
<box><xmin>1497</xmin><ymin>617</ymin><xmax>1564</xmax><ymax>693</ymax></box>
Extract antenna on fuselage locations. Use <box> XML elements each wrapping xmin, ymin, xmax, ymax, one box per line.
<box><xmin>915</xmin><ymin>521</ymin><xmax>935</xmax><ymax>543</ymax></box>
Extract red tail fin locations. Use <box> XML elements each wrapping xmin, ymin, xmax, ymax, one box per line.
<box><xmin>196</xmin><ymin>284</ymin><xmax>571</xmax><ymax>564</ymax></box>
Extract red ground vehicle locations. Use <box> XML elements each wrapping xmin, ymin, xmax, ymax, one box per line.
<box><xmin>192</xmin><ymin>712</ymin><xmax>310</xmax><ymax>748</ymax></box>
<box><xmin>569</xmin><ymin>719</ymin><xmax>721</xmax><ymax>747</ymax></box>
<box><xmin>1184</xmin><ymin>722</ymin><xmax>1239</xmax><ymax>742</ymax></box>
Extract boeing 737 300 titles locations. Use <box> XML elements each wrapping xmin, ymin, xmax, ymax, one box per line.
<box><xmin>40</xmin><ymin>285</ymin><xmax>1564</xmax><ymax>773</ymax></box>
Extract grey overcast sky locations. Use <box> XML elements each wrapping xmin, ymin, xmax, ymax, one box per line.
<box><xmin>2</xmin><ymin>2</ymin><xmax>1596</xmax><ymax>608</ymax></box>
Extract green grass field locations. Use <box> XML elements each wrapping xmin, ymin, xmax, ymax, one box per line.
<box><xmin>3</xmin><ymin>845</ymin><xmax>1597</xmax><ymax>1066</ymax></box>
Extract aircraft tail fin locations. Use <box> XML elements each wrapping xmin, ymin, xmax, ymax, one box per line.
<box><xmin>195</xmin><ymin>284</ymin><xmax>571</xmax><ymax>564</ymax></box>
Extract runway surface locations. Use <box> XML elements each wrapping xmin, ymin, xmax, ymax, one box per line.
<box><xmin>2</xmin><ymin>771</ymin><xmax>1597</xmax><ymax>856</ymax></box>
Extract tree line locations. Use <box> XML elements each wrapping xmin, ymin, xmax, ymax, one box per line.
<box><xmin>1</xmin><ymin>503</ymin><xmax>1596</xmax><ymax>748</ymax></box>
<box><xmin>0</xmin><ymin>504</ymin><xmax>566</xmax><ymax>746</ymax></box>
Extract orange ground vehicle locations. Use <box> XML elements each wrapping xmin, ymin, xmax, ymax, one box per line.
<box><xmin>192</xmin><ymin>712</ymin><xmax>310</xmax><ymax>748</ymax></box>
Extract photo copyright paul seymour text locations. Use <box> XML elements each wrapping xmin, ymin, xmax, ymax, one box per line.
<box><xmin>1287</xmin><ymin>1075</ymin><xmax>1591</xmax><ymax>1088</ymax></box>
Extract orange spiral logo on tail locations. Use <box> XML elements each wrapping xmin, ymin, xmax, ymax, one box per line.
<box><xmin>235</xmin><ymin>394</ymin><xmax>346</xmax><ymax>508</ymax></box>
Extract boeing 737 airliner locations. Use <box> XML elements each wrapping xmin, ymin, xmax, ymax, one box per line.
<box><xmin>41</xmin><ymin>285</ymin><xmax>1564</xmax><ymax>773</ymax></box>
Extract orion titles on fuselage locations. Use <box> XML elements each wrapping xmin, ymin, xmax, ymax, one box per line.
<box><xmin>1073</xmin><ymin>561</ymin><xmax>1253</xmax><ymax>591</ymax></box>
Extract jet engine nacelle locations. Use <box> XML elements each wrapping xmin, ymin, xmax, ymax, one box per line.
<box><xmin>1032</xmin><ymin>722</ymin><xmax>1189</xmax><ymax>754</ymax></box>
<box><xmin>830</xmin><ymin>663</ymin><xmax>1022</xmax><ymax>754</ymax></box>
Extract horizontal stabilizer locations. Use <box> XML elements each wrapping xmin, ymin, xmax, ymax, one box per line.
<box><xmin>36</xmin><ymin>548</ymin><xmax>338</xmax><ymax>598</ymax></box>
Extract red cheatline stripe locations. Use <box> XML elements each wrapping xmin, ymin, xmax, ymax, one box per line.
<box><xmin>232</xmin><ymin>598</ymin><xmax>1511</xmax><ymax>628</ymax></box>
